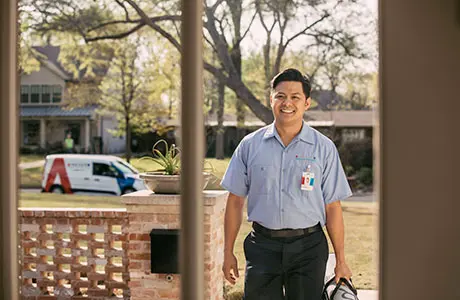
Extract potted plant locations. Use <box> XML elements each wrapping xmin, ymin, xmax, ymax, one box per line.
<box><xmin>139</xmin><ymin>139</ymin><xmax>213</xmax><ymax>194</ymax></box>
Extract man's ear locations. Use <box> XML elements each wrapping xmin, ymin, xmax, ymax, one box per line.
<box><xmin>305</xmin><ymin>97</ymin><xmax>312</xmax><ymax>110</ymax></box>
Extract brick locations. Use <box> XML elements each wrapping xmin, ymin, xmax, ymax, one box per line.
<box><xmin>106</xmin><ymin>265</ymin><xmax>126</xmax><ymax>273</ymax></box>
<box><xmin>22</xmin><ymin>240</ymin><xmax>39</xmax><ymax>248</ymax></box>
<box><xmin>70</xmin><ymin>233</ymin><xmax>93</xmax><ymax>241</ymax></box>
<box><xmin>53</xmin><ymin>211</ymin><xmax>67</xmax><ymax>218</ymax></box>
<box><xmin>36</xmin><ymin>248</ymin><xmax>56</xmax><ymax>256</ymax></box>
<box><xmin>87</xmin><ymin>288</ymin><xmax>109</xmax><ymax>296</ymax></box>
<box><xmin>23</xmin><ymin>255</ymin><xmax>39</xmax><ymax>264</ymax></box>
<box><xmin>53</xmin><ymin>256</ymin><xmax>73</xmax><ymax>264</ymax></box>
<box><xmin>90</xmin><ymin>218</ymin><xmax>103</xmax><ymax>225</ymax></box>
<box><xmin>128</xmin><ymin>234</ymin><xmax>150</xmax><ymax>241</ymax></box>
<box><xmin>88</xmin><ymin>241</ymin><xmax>105</xmax><ymax>249</ymax></box>
<box><xmin>129</xmin><ymin>253</ymin><xmax>150</xmax><ymax>260</ymax></box>
<box><xmin>128</xmin><ymin>280</ymin><xmax>142</xmax><ymax>288</ymax></box>
<box><xmin>87</xmin><ymin>272</ymin><xmax>106</xmax><ymax>281</ymax></box>
<box><xmin>89</xmin><ymin>211</ymin><xmax>104</xmax><ymax>218</ymax></box>
<box><xmin>36</xmin><ymin>264</ymin><xmax>57</xmax><ymax>272</ymax></box>
<box><xmin>87</xmin><ymin>258</ymin><xmax>107</xmax><ymax>266</ymax></box>
<box><xmin>105</xmin><ymin>249</ymin><xmax>124</xmax><ymax>257</ymax></box>
<box><xmin>21</xmin><ymin>210</ymin><xmax>35</xmax><ymax>217</ymax></box>
<box><xmin>37</xmin><ymin>296</ymin><xmax>57</xmax><ymax>300</ymax></box>
<box><xmin>22</xmin><ymin>270</ymin><xmax>40</xmax><ymax>279</ymax></box>
<box><xmin>34</xmin><ymin>211</ymin><xmax>45</xmax><ymax>217</ymax></box>
<box><xmin>70</xmin><ymin>279</ymin><xmax>91</xmax><ymax>288</ymax></box>
<box><xmin>53</xmin><ymin>224</ymin><xmax>72</xmax><ymax>233</ymax></box>
<box><xmin>128</xmin><ymin>261</ymin><xmax>142</xmax><ymax>269</ymax></box>
<box><xmin>21</xmin><ymin>224</ymin><xmax>40</xmax><ymax>232</ymax></box>
<box><xmin>105</xmin><ymin>280</ymin><xmax>128</xmax><ymax>289</ymax></box>
<box><xmin>37</xmin><ymin>233</ymin><xmax>55</xmax><ymax>241</ymax></box>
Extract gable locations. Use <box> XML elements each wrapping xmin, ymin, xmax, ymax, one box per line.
<box><xmin>21</xmin><ymin>64</ymin><xmax>66</xmax><ymax>86</ymax></box>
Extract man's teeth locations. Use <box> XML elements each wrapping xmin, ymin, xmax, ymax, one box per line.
<box><xmin>281</xmin><ymin>109</ymin><xmax>294</xmax><ymax>113</ymax></box>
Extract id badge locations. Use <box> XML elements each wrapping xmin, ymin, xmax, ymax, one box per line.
<box><xmin>301</xmin><ymin>171</ymin><xmax>315</xmax><ymax>191</ymax></box>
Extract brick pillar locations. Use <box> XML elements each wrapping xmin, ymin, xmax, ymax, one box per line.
<box><xmin>122</xmin><ymin>190</ymin><xmax>228</xmax><ymax>300</ymax></box>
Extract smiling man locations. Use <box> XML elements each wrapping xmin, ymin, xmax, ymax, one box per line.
<box><xmin>221</xmin><ymin>68</ymin><xmax>353</xmax><ymax>299</ymax></box>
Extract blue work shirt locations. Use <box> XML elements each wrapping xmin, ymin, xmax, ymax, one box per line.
<box><xmin>221</xmin><ymin>122</ymin><xmax>352</xmax><ymax>229</ymax></box>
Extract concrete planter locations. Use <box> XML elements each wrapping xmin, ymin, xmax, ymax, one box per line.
<box><xmin>139</xmin><ymin>172</ymin><xmax>212</xmax><ymax>194</ymax></box>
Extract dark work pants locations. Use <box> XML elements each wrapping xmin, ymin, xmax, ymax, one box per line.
<box><xmin>243</xmin><ymin>228</ymin><xmax>328</xmax><ymax>300</ymax></box>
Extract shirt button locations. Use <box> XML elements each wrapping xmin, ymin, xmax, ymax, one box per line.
<box><xmin>282</xmin><ymin>168</ymin><xmax>286</xmax><ymax>172</ymax></box>
<box><xmin>281</xmin><ymin>188</ymin><xmax>285</xmax><ymax>192</ymax></box>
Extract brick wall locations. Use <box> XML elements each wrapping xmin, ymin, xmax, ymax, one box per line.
<box><xmin>19</xmin><ymin>208</ymin><xmax>129</xmax><ymax>300</ymax></box>
<box><xmin>122</xmin><ymin>190</ymin><xmax>228</xmax><ymax>300</ymax></box>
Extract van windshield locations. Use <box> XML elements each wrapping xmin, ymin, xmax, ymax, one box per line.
<box><xmin>113</xmin><ymin>161</ymin><xmax>138</xmax><ymax>175</ymax></box>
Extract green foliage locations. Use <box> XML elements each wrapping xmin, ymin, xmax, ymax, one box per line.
<box><xmin>338</xmin><ymin>138</ymin><xmax>373</xmax><ymax>173</ymax></box>
<box><xmin>141</xmin><ymin>139</ymin><xmax>181</xmax><ymax>175</ymax></box>
<box><xmin>356</xmin><ymin>167</ymin><xmax>373</xmax><ymax>187</ymax></box>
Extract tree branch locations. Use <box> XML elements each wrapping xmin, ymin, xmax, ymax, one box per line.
<box><xmin>115</xmin><ymin>0</ymin><xmax>132</xmax><ymax>21</ymax></box>
<box><xmin>283</xmin><ymin>13</ymin><xmax>330</xmax><ymax>48</ymax></box>
<box><xmin>235</xmin><ymin>9</ymin><xmax>257</xmax><ymax>47</ymax></box>
<box><xmin>84</xmin><ymin>23</ymin><xmax>145</xmax><ymax>42</ymax></box>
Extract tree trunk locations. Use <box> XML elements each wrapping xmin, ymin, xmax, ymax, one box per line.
<box><xmin>216</xmin><ymin>78</ymin><xmax>225</xmax><ymax>159</ymax></box>
<box><xmin>125</xmin><ymin>116</ymin><xmax>132</xmax><ymax>163</ymax></box>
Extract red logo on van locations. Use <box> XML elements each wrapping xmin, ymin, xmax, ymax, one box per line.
<box><xmin>45</xmin><ymin>158</ymin><xmax>72</xmax><ymax>193</ymax></box>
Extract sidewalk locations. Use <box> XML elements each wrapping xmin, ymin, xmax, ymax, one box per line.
<box><xmin>19</xmin><ymin>160</ymin><xmax>45</xmax><ymax>169</ymax></box>
<box><xmin>326</xmin><ymin>254</ymin><xmax>378</xmax><ymax>300</ymax></box>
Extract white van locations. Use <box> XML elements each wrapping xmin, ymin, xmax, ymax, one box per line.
<box><xmin>41</xmin><ymin>154</ymin><xmax>147</xmax><ymax>195</ymax></box>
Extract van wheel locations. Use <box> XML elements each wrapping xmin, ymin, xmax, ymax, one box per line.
<box><xmin>122</xmin><ymin>188</ymin><xmax>135</xmax><ymax>195</ymax></box>
<box><xmin>50</xmin><ymin>186</ymin><xmax>64</xmax><ymax>194</ymax></box>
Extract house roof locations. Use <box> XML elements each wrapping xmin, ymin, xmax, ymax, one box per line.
<box><xmin>20</xmin><ymin>105</ymin><xmax>96</xmax><ymax>118</ymax></box>
<box><xmin>33</xmin><ymin>45</ymin><xmax>111</xmax><ymax>81</ymax></box>
<box><xmin>202</xmin><ymin>110</ymin><xmax>374</xmax><ymax>128</ymax></box>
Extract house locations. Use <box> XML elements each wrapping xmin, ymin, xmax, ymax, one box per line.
<box><xmin>19</xmin><ymin>46</ymin><xmax>125</xmax><ymax>154</ymax></box>
<box><xmin>200</xmin><ymin>110</ymin><xmax>374</xmax><ymax>156</ymax></box>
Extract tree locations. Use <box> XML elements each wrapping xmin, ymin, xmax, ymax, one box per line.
<box><xmin>25</xmin><ymin>0</ymin><xmax>374</xmax><ymax>124</ymax></box>
<box><xmin>97</xmin><ymin>37</ymin><xmax>168</xmax><ymax>162</ymax></box>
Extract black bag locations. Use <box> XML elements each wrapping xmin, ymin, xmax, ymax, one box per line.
<box><xmin>322</xmin><ymin>277</ymin><xmax>359</xmax><ymax>300</ymax></box>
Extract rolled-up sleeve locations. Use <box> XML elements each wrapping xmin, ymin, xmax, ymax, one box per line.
<box><xmin>220</xmin><ymin>140</ymin><xmax>249</xmax><ymax>197</ymax></box>
<box><xmin>321</xmin><ymin>145</ymin><xmax>353</xmax><ymax>204</ymax></box>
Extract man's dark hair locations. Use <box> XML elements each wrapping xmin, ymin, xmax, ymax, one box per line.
<box><xmin>270</xmin><ymin>68</ymin><xmax>311</xmax><ymax>98</ymax></box>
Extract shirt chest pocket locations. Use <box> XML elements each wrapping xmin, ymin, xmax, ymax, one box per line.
<box><xmin>250</xmin><ymin>165</ymin><xmax>275</xmax><ymax>195</ymax></box>
<box><xmin>291</xmin><ymin>159</ymin><xmax>321</xmax><ymax>193</ymax></box>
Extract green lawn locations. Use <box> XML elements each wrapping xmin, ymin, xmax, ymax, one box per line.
<box><xmin>19</xmin><ymin>192</ymin><xmax>125</xmax><ymax>208</ymax></box>
<box><xmin>20</xmin><ymin>167</ymin><xmax>44</xmax><ymax>188</ymax></box>
<box><xmin>20</xmin><ymin>154</ymin><xmax>45</xmax><ymax>164</ymax></box>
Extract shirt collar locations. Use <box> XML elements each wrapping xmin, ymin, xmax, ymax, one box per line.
<box><xmin>263</xmin><ymin>121</ymin><xmax>315</xmax><ymax>145</ymax></box>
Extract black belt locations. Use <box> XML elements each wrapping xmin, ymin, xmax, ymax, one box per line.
<box><xmin>252</xmin><ymin>222</ymin><xmax>322</xmax><ymax>238</ymax></box>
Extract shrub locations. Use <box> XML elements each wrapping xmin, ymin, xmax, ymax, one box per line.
<box><xmin>338</xmin><ymin>138</ymin><xmax>373</xmax><ymax>174</ymax></box>
<box><xmin>356</xmin><ymin>167</ymin><xmax>373</xmax><ymax>187</ymax></box>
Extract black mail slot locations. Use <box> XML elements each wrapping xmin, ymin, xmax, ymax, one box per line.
<box><xmin>149</xmin><ymin>229</ymin><xmax>179</xmax><ymax>274</ymax></box>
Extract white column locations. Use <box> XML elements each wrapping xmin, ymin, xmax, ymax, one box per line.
<box><xmin>84</xmin><ymin>118</ymin><xmax>90</xmax><ymax>152</ymax></box>
<box><xmin>40</xmin><ymin>119</ymin><xmax>46</xmax><ymax>149</ymax></box>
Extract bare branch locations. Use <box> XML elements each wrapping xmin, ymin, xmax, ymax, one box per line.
<box><xmin>115</xmin><ymin>0</ymin><xmax>132</xmax><ymax>21</ymax></box>
<box><xmin>210</xmin><ymin>0</ymin><xmax>226</xmax><ymax>13</ymax></box>
<box><xmin>235</xmin><ymin>9</ymin><xmax>257</xmax><ymax>46</ymax></box>
<box><xmin>283</xmin><ymin>13</ymin><xmax>330</xmax><ymax>48</ymax></box>
<box><xmin>84</xmin><ymin>23</ymin><xmax>145</xmax><ymax>42</ymax></box>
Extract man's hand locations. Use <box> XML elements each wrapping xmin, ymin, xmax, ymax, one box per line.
<box><xmin>222</xmin><ymin>251</ymin><xmax>239</xmax><ymax>285</ymax></box>
<box><xmin>334</xmin><ymin>261</ymin><xmax>352</xmax><ymax>283</ymax></box>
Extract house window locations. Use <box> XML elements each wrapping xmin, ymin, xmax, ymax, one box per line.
<box><xmin>41</xmin><ymin>85</ymin><xmax>51</xmax><ymax>103</ymax></box>
<box><xmin>22</xmin><ymin>120</ymin><xmax>40</xmax><ymax>146</ymax></box>
<box><xmin>30</xmin><ymin>85</ymin><xmax>41</xmax><ymax>103</ymax></box>
<box><xmin>52</xmin><ymin>85</ymin><xmax>62</xmax><ymax>103</ymax></box>
<box><xmin>20</xmin><ymin>85</ymin><xmax>29</xmax><ymax>103</ymax></box>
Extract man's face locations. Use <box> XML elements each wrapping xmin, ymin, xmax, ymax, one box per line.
<box><xmin>270</xmin><ymin>81</ymin><xmax>311</xmax><ymax>127</ymax></box>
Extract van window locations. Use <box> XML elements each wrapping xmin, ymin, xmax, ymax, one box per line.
<box><xmin>93</xmin><ymin>163</ymin><xmax>119</xmax><ymax>177</ymax></box>
<box><xmin>113</xmin><ymin>161</ymin><xmax>138</xmax><ymax>175</ymax></box>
